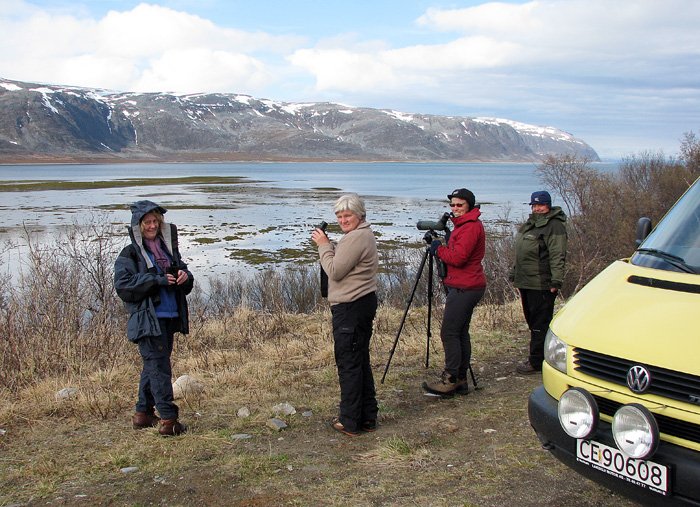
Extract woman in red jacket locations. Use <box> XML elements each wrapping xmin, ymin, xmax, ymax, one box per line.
<box><xmin>422</xmin><ymin>188</ymin><xmax>486</xmax><ymax>396</ymax></box>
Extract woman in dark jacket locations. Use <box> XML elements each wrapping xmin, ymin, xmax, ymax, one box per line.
<box><xmin>511</xmin><ymin>190</ymin><xmax>567</xmax><ymax>374</ymax></box>
<box><xmin>114</xmin><ymin>200</ymin><xmax>194</xmax><ymax>436</ymax></box>
<box><xmin>422</xmin><ymin>188</ymin><xmax>486</xmax><ymax>396</ymax></box>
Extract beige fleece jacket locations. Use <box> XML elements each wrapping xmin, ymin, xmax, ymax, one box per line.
<box><xmin>318</xmin><ymin>221</ymin><xmax>378</xmax><ymax>305</ymax></box>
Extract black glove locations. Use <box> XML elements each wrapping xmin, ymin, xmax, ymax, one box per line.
<box><xmin>430</xmin><ymin>239</ymin><xmax>441</xmax><ymax>256</ymax></box>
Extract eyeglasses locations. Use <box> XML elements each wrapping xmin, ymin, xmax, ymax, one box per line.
<box><xmin>449</xmin><ymin>202</ymin><xmax>466</xmax><ymax>208</ymax></box>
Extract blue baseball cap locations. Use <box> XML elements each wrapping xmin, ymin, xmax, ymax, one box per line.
<box><xmin>529</xmin><ymin>190</ymin><xmax>552</xmax><ymax>206</ymax></box>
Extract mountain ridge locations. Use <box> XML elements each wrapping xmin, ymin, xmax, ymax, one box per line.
<box><xmin>0</xmin><ymin>78</ymin><xmax>600</xmax><ymax>163</ymax></box>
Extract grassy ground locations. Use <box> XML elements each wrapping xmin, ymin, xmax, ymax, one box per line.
<box><xmin>0</xmin><ymin>304</ymin><xmax>638</xmax><ymax>507</ymax></box>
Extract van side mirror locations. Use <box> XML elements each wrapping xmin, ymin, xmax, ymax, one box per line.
<box><xmin>635</xmin><ymin>217</ymin><xmax>652</xmax><ymax>246</ymax></box>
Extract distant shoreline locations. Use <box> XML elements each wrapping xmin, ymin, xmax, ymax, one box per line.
<box><xmin>0</xmin><ymin>153</ymin><xmax>543</xmax><ymax>166</ymax></box>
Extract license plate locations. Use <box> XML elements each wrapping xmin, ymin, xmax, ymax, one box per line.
<box><xmin>576</xmin><ymin>439</ymin><xmax>669</xmax><ymax>495</ymax></box>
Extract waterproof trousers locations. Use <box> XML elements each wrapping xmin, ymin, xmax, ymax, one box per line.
<box><xmin>331</xmin><ymin>292</ymin><xmax>378</xmax><ymax>433</ymax></box>
<box><xmin>136</xmin><ymin>318</ymin><xmax>179</xmax><ymax>420</ymax></box>
<box><xmin>519</xmin><ymin>288</ymin><xmax>557</xmax><ymax>370</ymax></box>
<box><xmin>441</xmin><ymin>287</ymin><xmax>485</xmax><ymax>380</ymax></box>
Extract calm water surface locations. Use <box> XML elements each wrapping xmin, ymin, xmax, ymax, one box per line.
<box><xmin>0</xmin><ymin>161</ymin><xmax>587</xmax><ymax>280</ymax></box>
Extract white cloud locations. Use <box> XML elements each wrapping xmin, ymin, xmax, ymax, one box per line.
<box><xmin>292</xmin><ymin>0</ymin><xmax>700</xmax><ymax>95</ymax></box>
<box><xmin>134</xmin><ymin>48</ymin><xmax>270</xmax><ymax>93</ymax></box>
<box><xmin>0</xmin><ymin>1</ymin><xmax>301</xmax><ymax>93</ymax></box>
<box><xmin>1</xmin><ymin>0</ymin><xmax>699</xmax><ymax>157</ymax></box>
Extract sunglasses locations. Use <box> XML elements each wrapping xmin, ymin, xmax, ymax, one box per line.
<box><xmin>449</xmin><ymin>202</ymin><xmax>466</xmax><ymax>208</ymax></box>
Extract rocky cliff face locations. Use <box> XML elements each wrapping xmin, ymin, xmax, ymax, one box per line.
<box><xmin>0</xmin><ymin>78</ymin><xmax>599</xmax><ymax>162</ymax></box>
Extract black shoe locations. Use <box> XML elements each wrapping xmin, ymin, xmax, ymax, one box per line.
<box><xmin>516</xmin><ymin>360</ymin><xmax>541</xmax><ymax>375</ymax></box>
<box><xmin>362</xmin><ymin>420</ymin><xmax>377</xmax><ymax>432</ymax></box>
<box><xmin>455</xmin><ymin>380</ymin><xmax>469</xmax><ymax>395</ymax></box>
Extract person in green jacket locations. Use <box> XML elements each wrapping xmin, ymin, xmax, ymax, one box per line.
<box><xmin>511</xmin><ymin>190</ymin><xmax>567</xmax><ymax>374</ymax></box>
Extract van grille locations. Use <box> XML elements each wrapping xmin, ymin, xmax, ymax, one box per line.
<box><xmin>573</xmin><ymin>347</ymin><xmax>700</xmax><ymax>405</ymax></box>
<box><xmin>593</xmin><ymin>395</ymin><xmax>700</xmax><ymax>444</ymax></box>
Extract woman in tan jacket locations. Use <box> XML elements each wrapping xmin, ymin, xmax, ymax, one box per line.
<box><xmin>311</xmin><ymin>193</ymin><xmax>379</xmax><ymax>437</ymax></box>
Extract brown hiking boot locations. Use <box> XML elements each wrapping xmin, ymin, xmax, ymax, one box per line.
<box><xmin>422</xmin><ymin>371</ymin><xmax>458</xmax><ymax>396</ymax></box>
<box><xmin>159</xmin><ymin>418</ymin><xmax>188</xmax><ymax>436</ymax></box>
<box><xmin>132</xmin><ymin>411</ymin><xmax>160</xmax><ymax>430</ymax></box>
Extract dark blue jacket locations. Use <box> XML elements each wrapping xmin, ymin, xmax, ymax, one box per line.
<box><xmin>114</xmin><ymin>200</ymin><xmax>194</xmax><ymax>342</ymax></box>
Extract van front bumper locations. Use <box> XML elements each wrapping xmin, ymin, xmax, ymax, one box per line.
<box><xmin>528</xmin><ymin>385</ymin><xmax>700</xmax><ymax>506</ymax></box>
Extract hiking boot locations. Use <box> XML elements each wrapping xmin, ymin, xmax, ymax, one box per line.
<box><xmin>455</xmin><ymin>377</ymin><xmax>469</xmax><ymax>395</ymax></box>
<box><xmin>159</xmin><ymin>418</ymin><xmax>188</xmax><ymax>436</ymax></box>
<box><xmin>132</xmin><ymin>411</ymin><xmax>160</xmax><ymax>430</ymax></box>
<box><xmin>422</xmin><ymin>371</ymin><xmax>458</xmax><ymax>396</ymax></box>
<box><xmin>516</xmin><ymin>360</ymin><xmax>541</xmax><ymax>375</ymax></box>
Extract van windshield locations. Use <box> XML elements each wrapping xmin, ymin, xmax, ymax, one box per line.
<box><xmin>631</xmin><ymin>180</ymin><xmax>700</xmax><ymax>274</ymax></box>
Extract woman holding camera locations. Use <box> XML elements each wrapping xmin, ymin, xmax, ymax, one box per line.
<box><xmin>311</xmin><ymin>193</ymin><xmax>379</xmax><ymax>437</ymax></box>
<box><xmin>422</xmin><ymin>188</ymin><xmax>486</xmax><ymax>396</ymax></box>
<box><xmin>114</xmin><ymin>200</ymin><xmax>194</xmax><ymax>436</ymax></box>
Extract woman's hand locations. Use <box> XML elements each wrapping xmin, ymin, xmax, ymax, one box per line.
<box><xmin>166</xmin><ymin>270</ymin><xmax>189</xmax><ymax>285</ymax></box>
<box><xmin>311</xmin><ymin>228</ymin><xmax>330</xmax><ymax>246</ymax></box>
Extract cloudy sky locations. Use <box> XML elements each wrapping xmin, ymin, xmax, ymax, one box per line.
<box><xmin>2</xmin><ymin>0</ymin><xmax>700</xmax><ymax>159</ymax></box>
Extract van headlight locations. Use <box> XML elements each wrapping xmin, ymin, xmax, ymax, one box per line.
<box><xmin>558</xmin><ymin>388</ymin><xmax>599</xmax><ymax>439</ymax></box>
<box><xmin>544</xmin><ymin>329</ymin><xmax>567</xmax><ymax>373</ymax></box>
<box><xmin>612</xmin><ymin>404</ymin><xmax>659</xmax><ymax>459</ymax></box>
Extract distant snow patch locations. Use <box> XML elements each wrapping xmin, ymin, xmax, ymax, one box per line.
<box><xmin>383</xmin><ymin>110</ymin><xmax>414</xmax><ymax>123</ymax></box>
<box><xmin>473</xmin><ymin>117</ymin><xmax>574</xmax><ymax>141</ymax></box>
<box><xmin>0</xmin><ymin>82</ymin><xmax>22</xmax><ymax>91</ymax></box>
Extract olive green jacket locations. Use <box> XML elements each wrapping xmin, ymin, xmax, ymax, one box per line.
<box><xmin>511</xmin><ymin>206</ymin><xmax>568</xmax><ymax>290</ymax></box>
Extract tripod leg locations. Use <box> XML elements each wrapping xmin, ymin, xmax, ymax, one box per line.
<box><xmin>468</xmin><ymin>363</ymin><xmax>478</xmax><ymax>389</ymax></box>
<box><xmin>381</xmin><ymin>247</ymin><xmax>430</xmax><ymax>383</ymax></box>
<box><xmin>425</xmin><ymin>250</ymin><xmax>434</xmax><ymax>368</ymax></box>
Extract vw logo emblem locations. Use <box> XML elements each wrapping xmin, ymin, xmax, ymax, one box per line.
<box><xmin>627</xmin><ymin>365</ymin><xmax>651</xmax><ymax>393</ymax></box>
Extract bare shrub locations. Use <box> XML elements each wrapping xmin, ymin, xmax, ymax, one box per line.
<box><xmin>537</xmin><ymin>145</ymin><xmax>699</xmax><ymax>293</ymax></box>
<box><xmin>481</xmin><ymin>213</ymin><xmax>520</xmax><ymax>329</ymax></box>
<box><xmin>245</xmin><ymin>265</ymin><xmax>323</xmax><ymax>313</ymax></box>
<box><xmin>377</xmin><ymin>246</ymin><xmax>446</xmax><ymax>310</ymax></box>
<box><xmin>0</xmin><ymin>218</ymin><xmax>128</xmax><ymax>392</ymax></box>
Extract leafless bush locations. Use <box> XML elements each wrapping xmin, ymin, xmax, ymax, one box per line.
<box><xmin>244</xmin><ymin>265</ymin><xmax>324</xmax><ymax>313</ymax></box>
<box><xmin>538</xmin><ymin>139</ymin><xmax>699</xmax><ymax>292</ymax></box>
<box><xmin>0</xmin><ymin>218</ymin><xmax>128</xmax><ymax>392</ymax></box>
<box><xmin>377</xmin><ymin>246</ymin><xmax>444</xmax><ymax>309</ymax></box>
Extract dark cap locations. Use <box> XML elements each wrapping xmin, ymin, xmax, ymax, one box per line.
<box><xmin>447</xmin><ymin>188</ymin><xmax>476</xmax><ymax>209</ymax></box>
<box><xmin>529</xmin><ymin>190</ymin><xmax>552</xmax><ymax>206</ymax></box>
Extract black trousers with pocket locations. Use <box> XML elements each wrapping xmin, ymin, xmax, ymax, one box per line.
<box><xmin>331</xmin><ymin>292</ymin><xmax>378</xmax><ymax>433</ymax></box>
<box><xmin>519</xmin><ymin>288</ymin><xmax>557</xmax><ymax>369</ymax></box>
<box><xmin>441</xmin><ymin>286</ymin><xmax>485</xmax><ymax>380</ymax></box>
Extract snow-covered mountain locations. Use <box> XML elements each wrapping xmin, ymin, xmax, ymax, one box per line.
<box><xmin>0</xmin><ymin>78</ymin><xmax>599</xmax><ymax>162</ymax></box>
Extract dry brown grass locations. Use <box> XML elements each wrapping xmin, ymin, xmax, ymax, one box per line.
<box><xmin>2</xmin><ymin>299</ymin><xmax>639</xmax><ymax>507</ymax></box>
<box><xmin>0</xmin><ymin>184</ymin><xmax>651</xmax><ymax>505</ymax></box>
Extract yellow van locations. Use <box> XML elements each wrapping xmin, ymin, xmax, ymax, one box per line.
<box><xmin>528</xmin><ymin>177</ymin><xmax>700</xmax><ymax>505</ymax></box>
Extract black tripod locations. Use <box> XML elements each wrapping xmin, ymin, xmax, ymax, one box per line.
<box><xmin>380</xmin><ymin>235</ymin><xmax>479</xmax><ymax>392</ymax></box>
<box><xmin>381</xmin><ymin>242</ymin><xmax>436</xmax><ymax>384</ymax></box>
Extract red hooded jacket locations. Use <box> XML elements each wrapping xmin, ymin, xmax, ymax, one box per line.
<box><xmin>435</xmin><ymin>206</ymin><xmax>486</xmax><ymax>290</ymax></box>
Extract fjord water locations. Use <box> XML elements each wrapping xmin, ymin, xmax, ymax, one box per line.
<box><xmin>0</xmin><ymin>161</ymin><xmax>573</xmax><ymax>280</ymax></box>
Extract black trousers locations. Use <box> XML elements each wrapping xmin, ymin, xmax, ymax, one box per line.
<box><xmin>440</xmin><ymin>287</ymin><xmax>485</xmax><ymax>379</ymax></box>
<box><xmin>519</xmin><ymin>288</ymin><xmax>557</xmax><ymax>369</ymax></box>
<box><xmin>331</xmin><ymin>292</ymin><xmax>378</xmax><ymax>433</ymax></box>
<box><xmin>136</xmin><ymin>318</ymin><xmax>179</xmax><ymax>420</ymax></box>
